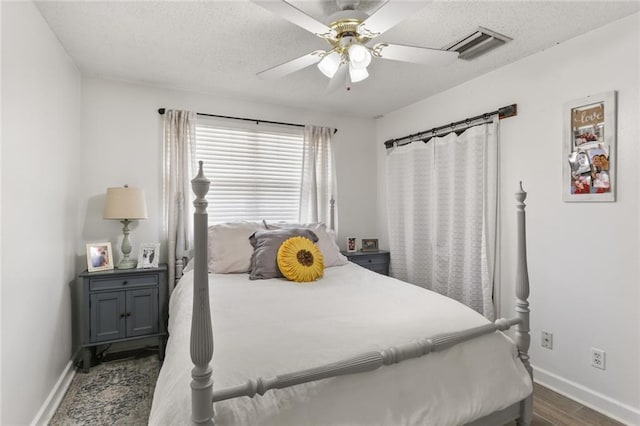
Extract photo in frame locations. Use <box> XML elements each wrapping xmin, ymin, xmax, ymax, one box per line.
<box><xmin>86</xmin><ymin>242</ymin><xmax>114</xmax><ymax>272</ymax></box>
<box><xmin>137</xmin><ymin>243</ymin><xmax>160</xmax><ymax>268</ymax></box>
<box><xmin>361</xmin><ymin>238</ymin><xmax>379</xmax><ymax>252</ymax></box>
<box><xmin>563</xmin><ymin>91</ymin><xmax>616</xmax><ymax>202</ymax></box>
<box><xmin>347</xmin><ymin>237</ymin><xmax>357</xmax><ymax>253</ymax></box>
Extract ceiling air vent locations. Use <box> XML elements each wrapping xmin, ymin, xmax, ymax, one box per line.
<box><xmin>445</xmin><ymin>27</ymin><xmax>512</xmax><ymax>60</ymax></box>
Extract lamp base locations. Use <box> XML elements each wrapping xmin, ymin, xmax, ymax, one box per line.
<box><xmin>116</xmin><ymin>219</ymin><xmax>136</xmax><ymax>269</ymax></box>
<box><xmin>116</xmin><ymin>258</ymin><xmax>137</xmax><ymax>269</ymax></box>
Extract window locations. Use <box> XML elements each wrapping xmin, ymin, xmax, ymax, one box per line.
<box><xmin>195</xmin><ymin>118</ymin><xmax>304</xmax><ymax>224</ymax></box>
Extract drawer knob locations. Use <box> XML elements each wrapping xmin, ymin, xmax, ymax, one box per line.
<box><xmin>126</xmin><ymin>312</ymin><xmax>132</xmax><ymax>317</ymax></box>
<box><xmin>368</xmin><ymin>259</ymin><xmax>372</xmax><ymax>263</ymax></box>
<box><xmin>122</xmin><ymin>280</ymin><xmax>128</xmax><ymax>285</ymax></box>
<box><xmin>120</xmin><ymin>313</ymin><xmax>125</xmax><ymax>318</ymax></box>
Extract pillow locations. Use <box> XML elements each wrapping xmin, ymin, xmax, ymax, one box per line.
<box><xmin>277</xmin><ymin>236</ymin><xmax>324</xmax><ymax>283</ymax></box>
<box><xmin>208</xmin><ymin>221</ymin><xmax>265</xmax><ymax>273</ymax></box>
<box><xmin>264</xmin><ymin>222</ymin><xmax>349</xmax><ymax>268</ymax></box>
<box><xmin>249</xmin><ymin>228</ymin><xmax>319</xmax><ymax>280</ymax></box>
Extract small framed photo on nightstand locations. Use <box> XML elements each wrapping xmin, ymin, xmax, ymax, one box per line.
<box><xmin>347</xmin><ymin>237</ymin><xmax>357</xmax><ymax>252</ymax></box>
<box><xmin>137</xmin><ymin>243</ymin><xmax>160</xmax><ymax>269</ymax></box>
<box><xmin>86</xmin><ymin>242</ymin><xmax>114</xmax><ymax>272</ymax></box>
<box><xmin>361</xmin><ymin>238</ymin><xmax>379</xmax><ymax>252</ymax></box>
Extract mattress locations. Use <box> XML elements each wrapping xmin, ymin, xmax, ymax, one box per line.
<box><xmin>149</xmin><ymin>263</ymin><xmax>532</xmax><ymax>425</ymax></box>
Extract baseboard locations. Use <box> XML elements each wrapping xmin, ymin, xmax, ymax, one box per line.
<box><xmin>533</xmin><ymin>364</ymin><xmax>640</xmax><ymax>426</ymax></box>
<box><xmin>30</xmin><ymin>359</ymin><xmax>76</xmax><ymax>426</ymax></box>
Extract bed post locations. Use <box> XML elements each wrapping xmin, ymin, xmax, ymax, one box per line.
<box><xmin>329</xmin><ymin>196</ymin><xmax>335</xmax><ymax>231</ymax></box>
<box><xmin>514</xmin><ymin>182</ymin><xmax>533</xmax><ymax>426</ymax></box>
<box><xmin>190</xmin><ymin>161</ymin><xmax>214</xmax><ymax>425</ymax></box>
<box><xmin>175</xmin><ymin>201</ymin><xmax>186</xmax><ymax>286</ymax></box>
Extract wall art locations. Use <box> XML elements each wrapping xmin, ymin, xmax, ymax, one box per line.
<box><xmin>563</xmin><ymin>91</ymin><xmax>616</xmax><ymax>202</ymax></box>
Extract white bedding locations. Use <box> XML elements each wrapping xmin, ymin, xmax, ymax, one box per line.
<box><xmin>149</xmin><ymin>264</ymin><xmax>532</xmax><ymax>425</ymax></box>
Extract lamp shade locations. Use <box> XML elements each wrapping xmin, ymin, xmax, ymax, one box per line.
<box><xmin>317</xmin><ymin>51</ymin><xmax>341</xmax><ymax>78</ymax></box>
<box><xmin>349</xmin><ymin>64</ymin><xmax>369</xmax><ymax>82</ymax></box>
<box><xmin>103</xmin><ymin>186</ymin><xmax>148</xmax><ymax>220</ymax></box>
<box><xmin>348</xmin><ymin>43</ymin><xmax>371</xmax><ymax>69</ymax></box>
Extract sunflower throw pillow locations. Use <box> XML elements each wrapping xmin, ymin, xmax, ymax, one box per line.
<box><xmin>277</xmin><ymin>236</ymin><xmax>324</xmax><ymax>283</ymax></box>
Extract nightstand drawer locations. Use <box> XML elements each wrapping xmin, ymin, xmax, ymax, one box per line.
<box><xmin>366</xmin><ymin>263</ymin><xmax>389</xmax><ymax>275</ymax></box>
<box><xmin>341</xmin><ymin>250</ymin><xmax>390</xmax><ymax>276</ymax></box>
<box><xmin>349</xmin><ymin>254</ymin><xmax>388</xmax><ymax>266</ymax></box>
<box><xmin>89</xmin><ymin>274</ymin><xmax>158</xmax><ymax>291</ymax></box>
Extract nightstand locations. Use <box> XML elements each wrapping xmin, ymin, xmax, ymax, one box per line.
<box><xmin>341</xmin><ymin>250</ymin><xmax>390</xmax><ymax>276</ymax></box>
<box><xmin>77</xmin><ymin>264</ymin><xmax>168</xmax><ymax>372</ymax></box>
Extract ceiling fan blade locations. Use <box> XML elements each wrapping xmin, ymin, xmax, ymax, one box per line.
<box><xmin>360</xmin><ymin>1</ymin><xmax>427</xmax><ymax>38</ymax></box>
<box><xmin>375</xmin><ymin>43</ymin><xmax>459</xmax><ymax>66</ymax></box>
<box><xmin>253</xmin><ymin>1</ymin><xmax>331</xmax><ymax>36</ymax></box>
<box><xmin>325</xmin><ymin>63</ymin><xmax>348</xmax><ymax>93</ymax></box>
<box><xmin>257</xmin><ymin>51</ymin><xmax>324</xmax><ymax>79</ymax></box>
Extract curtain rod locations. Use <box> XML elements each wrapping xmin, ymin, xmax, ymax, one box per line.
<box><xmin>383</xmin><ymin>104</ymin><xmax>517</xmax><ymax>149</ymax></box>
<box><xmin>158</xmin><ymin>108</ymin><xmax>338</xmax><ymax>134</ymax></box>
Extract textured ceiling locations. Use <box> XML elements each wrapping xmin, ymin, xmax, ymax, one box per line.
<box><xmin>35</xmin><ymin>1</ymin><xmax>639</xmax><ymax>118</ymax></box>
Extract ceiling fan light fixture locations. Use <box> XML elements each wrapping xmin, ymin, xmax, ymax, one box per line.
<box><xmin>256</xmin><ymin>0</ymin><xmax>458</xmax><ymax>88</ymax></box>
<box><xmin>348</xmin><ymin>43</ymin><xmax>371</xmax><ymax>69</ymax></box>
<box><xmin>349</xmin><ymin>64</ymin><xmax>369</xmax><ymax>82</ymax></box>
<box><xmin>318</xmin><ymin>51</ymin><xmax>342</xmax><ymax>78</ymax></box>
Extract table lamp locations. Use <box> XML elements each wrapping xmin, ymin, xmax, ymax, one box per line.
<box><xmin>103</xmin><ymin>185</ymin><xmax>148</xmax><ymax>269</ymax></box>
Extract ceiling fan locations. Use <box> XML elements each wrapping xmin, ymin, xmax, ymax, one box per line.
<box><xmin>254</xmin><ymin>0</ymin><xmax>459</xmax><ymax>90</ymax></box>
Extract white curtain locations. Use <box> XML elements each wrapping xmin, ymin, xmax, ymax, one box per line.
<box><xmin>163</xmin><ymin>110</ymin><xmax>196</xmax><ymax>292</ymax></box>
<box><xmin>386</xmin><ymin>119</ymin><xmax>498</xmax><ymax>319</ymax></box>
<box><xmin>299</xmin><ymin>125</ymin><xmax>338</xmax><ymax>230</ymax></box>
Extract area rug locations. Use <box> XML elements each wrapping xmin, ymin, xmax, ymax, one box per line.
<box><xmin>50</xmin><ymin>352</ymin><xmax>160</xmax><ymax>425</ymax></box>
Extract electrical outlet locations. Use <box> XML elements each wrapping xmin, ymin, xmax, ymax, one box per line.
<box><xmin>592</xmin><ymin>348</ymin><xmax>606</xmax><ymax>370</ymax></box>
<box><xmin>541</xmin><ymin>331</ymin><xmax>553</xmax><ymax>349</ymax></box>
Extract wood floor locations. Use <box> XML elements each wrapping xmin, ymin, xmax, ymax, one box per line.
<box><xmin>507</xmin><ymin>383</ymin><xmax>625</xmax><ymax>426</ymax></box>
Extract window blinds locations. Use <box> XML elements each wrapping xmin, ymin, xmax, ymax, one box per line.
<box><xmin>195</xmin><ymin>120</ymin><xmax>304</xmax><ymax>224</ymax></box>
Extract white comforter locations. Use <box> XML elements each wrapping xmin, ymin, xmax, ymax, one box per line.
<box><xmin>149</xmin><ymin>264</ymin><xmax>531</xmax><ymax>425</ymax></box>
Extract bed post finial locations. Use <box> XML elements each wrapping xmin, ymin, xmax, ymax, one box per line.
<box><xmin>191</xmin><ymin>161</ymin><xmax>214</xmax><ymax>425</ymax></box>
<box><xmin>515</xmin><ymin>182</ymin><xmax>533</xmax><ymax>425</ymax></box>
<box><xmin>192</xmin><ymin>161</ymin><xmax>209</xmax><ymax>210</ymax></box>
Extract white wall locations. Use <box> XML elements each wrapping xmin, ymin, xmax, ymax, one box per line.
<box><xmin>376</xmin><ymin>13</ymin><xmax>639</xmax><ymax>424</ymax></box>
<box><xmin>78</xmin><ymin>77</ymin><xmax>378</xmax><ymax>268</ymax></box>
<box><xmin>1</xmin><ymin>2</ymin><xmax>82</xmax><ymax>424</ymax></box>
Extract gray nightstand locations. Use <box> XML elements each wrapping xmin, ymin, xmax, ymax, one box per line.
<box><xmin>341</xmin><ymin>250</ymin><xmax>390</xmax><ymax>276</ymax></box>
<box><xmin>77</xmin><ymin>264</ymin><xmax>168</xmax><ymax>372</ymax></box>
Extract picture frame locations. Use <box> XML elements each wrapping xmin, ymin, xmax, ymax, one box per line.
<box><xmin>361</xmin><ymin>238</ymin><xmax>379</xmax><ymax>252</ymax></box>
<box><xmin>137</xmin><ymin>243</ymin><xmax>160</xmax><ymax>269</ymax></box>
<box><xmin>563</xmin><ymin>91</ymin><xmax>616</xmax><ymax>202</ymax></box>
<box><xmin>347</xmin><ymin>237</ymin><xmax>357</xmax><ymax>253</ymax></box>
<box><xmin>86</xmin><ymin>242</ymin><xmax>114</xmax><ymax>272</ymax></box>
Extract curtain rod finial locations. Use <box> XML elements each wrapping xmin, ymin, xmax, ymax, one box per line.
<box><xmin>498</xmin><ymin>104</ymin><xmax>517</xmax><ymax>119</ymax></box>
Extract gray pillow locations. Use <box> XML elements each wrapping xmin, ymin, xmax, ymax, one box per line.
<box><xmin>249</xmin><ymin>228</ymin><xmax>319</xmax><ymax>280</ymax></box>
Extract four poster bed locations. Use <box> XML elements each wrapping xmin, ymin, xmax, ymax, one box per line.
<box><xmin>149</xmin><ymin>162</ymin><xmax>534</xmax><ymax>425</ymax></box>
